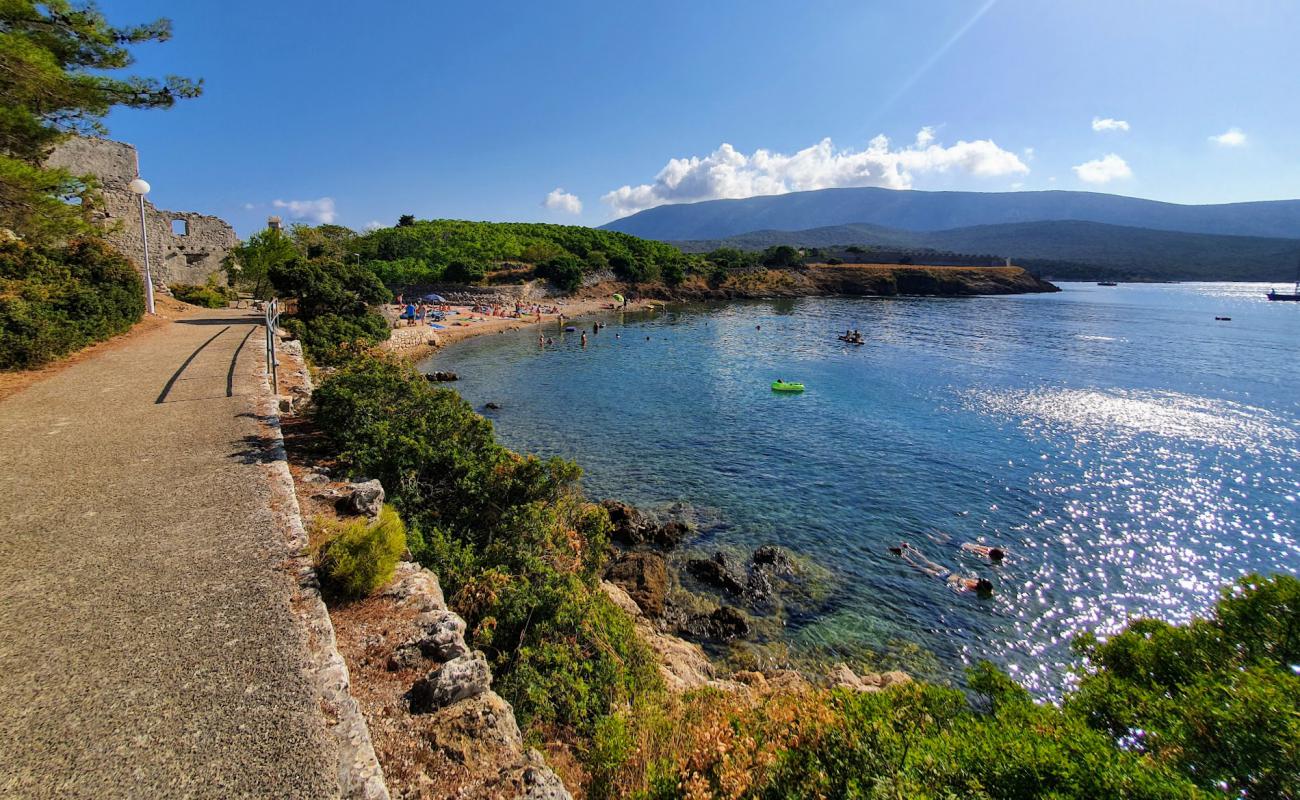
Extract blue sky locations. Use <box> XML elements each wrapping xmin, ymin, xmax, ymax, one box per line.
<box><xmin>101</xmin><ymin>0</ymin><xmax>1300</xmax><ymax>235</ymax></box>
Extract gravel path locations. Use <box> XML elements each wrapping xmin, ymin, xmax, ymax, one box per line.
<box><xmin>0</xmin><ymin>309</ymin><xmax>341</xmax><ymax>798</ymax></box>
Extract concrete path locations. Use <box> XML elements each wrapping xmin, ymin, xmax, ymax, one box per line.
<box><xmin>0</xmin><ymin>310</ymin><xmax>341</xmax><ymax>798</ymax></box>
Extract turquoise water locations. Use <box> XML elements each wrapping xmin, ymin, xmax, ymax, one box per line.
<box><xmin>422</xmin><ymin>283</ymin><xmax>1300</xmax><ymax>693</ymax></box>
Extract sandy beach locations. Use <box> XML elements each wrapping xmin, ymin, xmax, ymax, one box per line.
<box><xmin>382</xmin><ymin>293</ymin><xmax>659</xmax><ymax>353</ymax></box>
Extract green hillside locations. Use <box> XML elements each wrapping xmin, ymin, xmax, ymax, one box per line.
<box><xmin>353</xmin><ymin>218</ymin><xmax>689</xmax><ymax>289</ymax></box>
<box><xmin>674</xmin><ymin>220</ymin><xmax>1300</xmax><ymax>281</ymax></box>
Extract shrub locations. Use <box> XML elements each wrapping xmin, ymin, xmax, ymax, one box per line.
<box><xmin>0</xmin><ymin>238</ymin><xmax>144</xmax><ymax>370</ymax></box>
<box><xmin>443</xmin><ymin>259</ymin><xmax>486</xmax><ymax>284</ymax></box>
<box><xmin>268</xmin><ymin>256</ymin><xmax>391</xmax><ymax>363</ymax></box>
<box><xmin>317</xmin><ymin>504</ymin><xmax>407</xmax><ymax>599</ymax></box>
<box><xmin>169</xmin><ymin>283</ymin><xmax>231</xmax><ymax>308</ymax></box>
<box><xmin>538</xmin><ymin>255</ymin><xmax>585</xmax><ymax>291</ymax></box>
<box><xmin>1069</xmin><ymin>573</ymin><xmax>1300</xmax><ymax>798</ymax></box>
<box><xmin>312</xmin><ymin>355</ymin><xmax>662</xmax><ymax>743</ymax></box>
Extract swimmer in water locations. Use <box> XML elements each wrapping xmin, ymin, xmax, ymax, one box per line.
<box><xmin>962</xmin><ymin>543</ymin><xmax>1006</xmax><ymax>563</ymax></box>
<box><xmin>893</xmin><ymin>542</ymin><xmax>993</xmax><ymax>595</ymax></box>
<box><xmin>581</xmin><ymin>332</ymin><xmax>588</xmax><ymax>347</ymax></box>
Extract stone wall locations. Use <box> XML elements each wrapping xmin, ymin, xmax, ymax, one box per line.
<box><xmin>46</xmin><ymin>136</ymin><xmax>238</xmax><ymax>288</ymax></box>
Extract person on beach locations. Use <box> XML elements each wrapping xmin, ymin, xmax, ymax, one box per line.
<box><xmin>404</xmin><ymin>302</ymin><xmax>416</xmax><ymax>326</ymax></box>
<box><xmin>962</xmin><ymin>543</ymin><xmax>1006</xmax><ymax>562</ymax></box>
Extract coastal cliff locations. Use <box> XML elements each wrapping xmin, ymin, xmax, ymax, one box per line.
<box><xmin>608</xmin><ymin>263</ymin><xmax>1059</xmax><ymax>301</ymax></box>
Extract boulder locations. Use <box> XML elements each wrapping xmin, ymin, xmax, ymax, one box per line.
<box><xmin>424</xmin><ymin>690</ymin><xmax>522</xmax><ymax>768</ymax></box>
<box><xmin>517</xmin><ymin>749</ymin><xmax>573</xmax><ymax>800</ymax></box>
<box><xmin>656</xmin><ymin>520</ymin><xmax>691</xmax><ymax>549</ymax></box>
<box><xmin>752</xmin><ymin>545</ymin><xmax>796</xmax><ymax>575</ymax></box>
<box><xmin>344</xmin><ymin>479</ymin><xmax>384</xmax><ymax>518</ymax></box>
<box><xmin>604</xmin><ymin>551</ymin><xmax>667</xmax><ymax>617</ymax></box>
<box><xmin>407</xmin><ymin>609</ymin><xmax>468</xmax><ymax>662</ymax></box>
<box><xmin>382</xmin><ymin>562</ymin><xmax>446</xmax><ymax>612</ymax></box>
<box><xmin>410</xmin><ymin>651</ymin><xmax>491</xmax><ymax>713</ymax></box>
<box><xmin>686</xmin><ymin>552</ymin><xmax>747</xmax><ymax>595</ymax></box>
<box><xmin>426</xmin><ymin>371</ymin><xmax>459</xmax><ymax>382</ymax></box>
<box><xmin>681</xmin><ymin>606</ymin><xmax>750</xmax><ymax>642</ymax></box>
<box><xmin>601</xmin><ymin>499</ymin><xmax>658</xmax><ymax>547</ymax></box>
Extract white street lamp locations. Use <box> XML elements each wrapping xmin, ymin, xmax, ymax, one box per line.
<box><xmin>127</xmin><ymin>177</ymin><xmax>155</xmax><ymax>315</ymax></box>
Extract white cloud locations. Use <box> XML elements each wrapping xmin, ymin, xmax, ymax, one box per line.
<box><xmin>1091</xmin><ymin>117</ymin><xmax>1130</xmax><ymax>133</ymax></box>
<box><xmin>272</xmin><ymin>197</ymin><xmax>336</xmax><ymax>224</ymax></box>
<box><xmin>242</xmin><ymin>202</ymin><xmax>256</xmax><ymax>210</ymax></box>
<box><xmin>1208</xmin><ymin>127</ymin><xmax>1246</xmax><ymax>147</ymax></box>
<box><xmin>543</xmin><ymin>187</ymin><xmax>583</xmax><ymax>215</ymax></box>
<box><xmin>363</xmin><ymin>220</ymin><xmax>384</xmax><ymax>232</ymax></box>
<box><xmin>601</xmin><ymin>129</ymin><xmax>1029</xmax><ymax>217</ymax></box>
<box><xmin>1022</xmin><ymin>146</ymin><xmax>1035</xmax><ymax>161</ymax></box>
<box><xmin>1072</xmin><ymin>153</ymin><xmax>1132</xmax><ymax>184</ymax></box>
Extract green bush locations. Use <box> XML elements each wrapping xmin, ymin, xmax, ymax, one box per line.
<box><xmin>268</xmin><ymin>256</ymin><xmax>391</xmax><ymax>363</ymax></box>
<box><xmin>443</xmin><ymin>259</ymin><xmax>486</xmax><ymax>284</ymax></box>
<box><xmin>0</xmin><ymin>238</ymin><xmax>144</xmax><ymax>370</ymax></box>
<box><xmin>312</xmin><ymin>355</ymin><xmax>662</xmax><ymax>741</ymax></box>
<box><xmin>318</xmin><ymin>504</ymin><xmax>407</xmax><ymax>599</ymax></box>
<box><xmin>1068</xmin><ymin>573</ymin><xmax>1300</xmax><ymax>798</ymax></box>
<box><xmin>169</xmin><ymin>282</ymin><xmax>232</xmax><ymax>308</ymax></box>
<box><xmin>537</xmin><ymin>254</ymin><xmax>585</xmax><ymax>291</ymax></box>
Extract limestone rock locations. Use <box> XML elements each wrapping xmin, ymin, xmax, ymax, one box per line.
<box><xmin>345</xmin><ymin>479</ymin><xmax>385</xmax><ymax>518</ymax></box>
<box><xmin>604</xmin><ymin>551</ymin><xmax>667</xmax><ymax>617</ymax></box>
<box><xmin>382</xmin><ymin>561</ymin><xmax>446</xmax><ymax>612</ymax></box>
<box><xmin>386</xmin><ymin>644</ymin><xmax>424</xmax><ymax>672</ymax></box>
<box><xmin>517</xmin><ymin>749</ymin><xmax>573</xmax><ymax>800</ymax></box>
<box><xmin>410</xmin><ymin>651</ymin><xmax>491</xmax><ymax>713</ymax></box>
<box><xmin>831</xmin><ymin>664</ymin><xmax>912</xmax><ymax>693</ymax></box>
<box><xmin>424</xmin><ymin>690</ymin><xmax>522</xmax><ymax>768</ymax></box>
<box><xmin>407</xmin><ymin>609</ymin><xmax>468</xmax><ymax>662</ymax></box>
<box><xmin>601</xmin><ymin>499</ymin><xmax>690</xmax><ymax>550</ymax></box>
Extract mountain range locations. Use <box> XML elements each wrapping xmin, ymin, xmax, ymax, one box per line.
<box><xmin>600</xmin><ymin>187</ymin><xmax>1300</xmax><ymax>281</ymax></box>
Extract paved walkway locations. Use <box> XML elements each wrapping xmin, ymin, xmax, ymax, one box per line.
<box><xmin>0</xmin><ymin>310</ymin><xmax>340</xmax><ymax>798</ymax></box>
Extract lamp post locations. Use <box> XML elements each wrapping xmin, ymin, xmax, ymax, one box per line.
<box><xmin>127</xmin><ymin>177</ymin><xmax>155</xmax><ymax>315</ymax></box>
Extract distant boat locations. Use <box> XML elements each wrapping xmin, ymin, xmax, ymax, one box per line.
<box><xmin>1097</xmin><ymin>281</ymin><xmax>1118</xmax><ymax>287</ymax></box>
<box><xmin>1266</xmin><ymin>258</ymin><xmax>1300</xmax><ymax>301</ymax></box>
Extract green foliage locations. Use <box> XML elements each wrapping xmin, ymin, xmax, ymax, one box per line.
<box><xmin>761</xmin><ymin>244</ymin><xmax>804</xmax><ymax>268</ymax></box>
<box><xmin>311</xmin><ymin>356</ymin><xmax>662</xmax><ymax>741</ymax></box>
<box><xmin>169</xmin><ymin>280</ymin><xmax>234</xmax><ymax>308</ymax></box>
<box><xmin>0</xmin><ymin>1</ymin><xmax>201</xmax><ymax>242</ymax></box>
<box><xmin>317</xmin><ymin>504</ymin><xmax>407</xmax><ymax>600</ymax></box>
<box><xmin>0</xmin><ymin>238</ymin><xmax>142</xmax><ymax>369</ymax></box>
<box><xmin>226</xmin><ymin>228</ymin><xmax>296</xmax><ymax>298</ymax></box>
<box><xmin>1069</xmin><ymin>573</ymin><xmax>1300</xmax><ymax>798</ymax></box>
<box><xmin>352</xmin><ymin>218</ymin><xmax>688</xmax><ymax>290</ymax></box>
<box><xmin>443</xmin><ymin>258</ymin><xmax>485</xmax><ymax>284</ymax></box>
<box><xmin>537</xmin><ymin>254</ymin><xmax>584</xmax><ymax>291</ymax></box>
<box><xmin>267</xmin><ymin>252</ymin><xmax>390</xmax><ymax>363</ymax></box>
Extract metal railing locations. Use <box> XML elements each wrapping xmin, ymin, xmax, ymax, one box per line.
<box><xmin>264</xmin><ymin>298</ymin><xmax>280</xmax><ymax>395</ymax></box>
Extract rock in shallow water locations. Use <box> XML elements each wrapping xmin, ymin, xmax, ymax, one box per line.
<box><xmin>680</xmin><ymin>606</ymin><xmax>751</xmax><ymax>642</ymax></box>
<box><xmin>686</xmin><ymin>552</ymin><xmax>747</xmax><ymax>595</ymax></box>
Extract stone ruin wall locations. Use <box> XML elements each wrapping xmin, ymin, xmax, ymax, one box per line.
<box><xmin>45</xmin><ymin>137</ymin><xmax>238</xmax><ymax>288</ymax></box>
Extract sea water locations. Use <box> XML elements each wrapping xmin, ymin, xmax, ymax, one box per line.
<box><xmin>422</xmin><ymin>283</ymin><xmax>1300</xmax><ymax>693</ymax></box>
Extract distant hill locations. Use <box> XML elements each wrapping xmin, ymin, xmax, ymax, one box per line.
<box><xmin>601</xmin><ymin>187</ymin><xmax>1300</xmax><ymax>241</ymax></box>
<box><xmin>672</xmin><ymin>220</ymin><xmax>1300</xmax><ymax>282</ymax></box>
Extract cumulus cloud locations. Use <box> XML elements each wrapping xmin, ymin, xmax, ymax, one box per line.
<box><xmin>600</xmin><ymin>129</ymin><xmax>1029</xmax><ymax>217</ymax></box>
<box><xmin>1208</xmin><ymin>127</ymin><xmax>1246</xmax><ymax>147</ymax></box>
<box><xmin>1091</xmin><ymin>117</ymin><xmax>1130</xmax><ymax>132</ymax></box>
<box><xmin>1072</xmin><ymin>153</ymin><xmax>1132</xmax><ymax>184</ymax></box>
<box><xmin>242</xmin><ymin>202</ymin><xmax>256</xmax><ymax>210</ymax></box>
<box><xmin>363</xmin><ymin>220</ymin><xmax>384</xmax><ymax>232</ymax></box>
<box><xmin>543</xmin><ymin>187</ymin><xmax>583</xmax><ymax>215</ymax></box>
<box><xmin>272</xmin><ymin>197</ymin><xmax>336</xmax><ymax>224</ymax></box>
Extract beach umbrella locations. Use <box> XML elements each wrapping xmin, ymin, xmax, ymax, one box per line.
<box><xmin>613</xmin><ymin>293</ymin><xmax>625</xmax><ymax>303</ymax></box>
<box><xmin>423</xmin><ymin>293</ymin><xmax>447</xmax><ymax>302</ymax></box>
